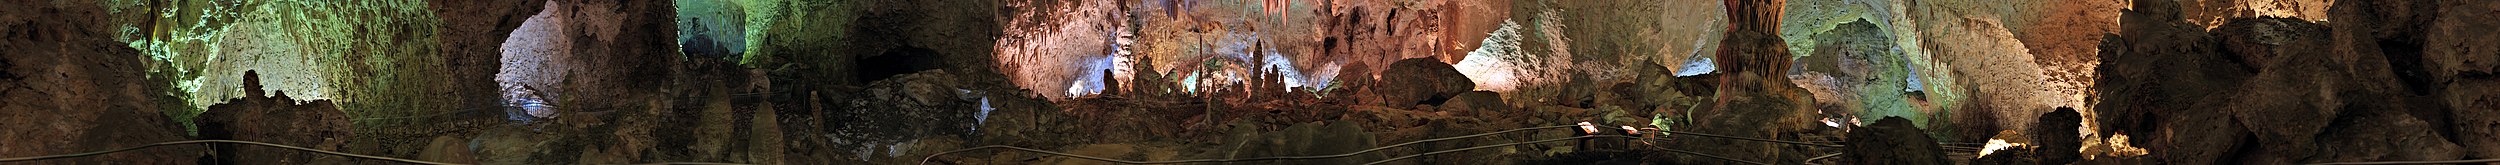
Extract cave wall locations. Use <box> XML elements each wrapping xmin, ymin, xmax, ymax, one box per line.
<box><xmin>997</xmin><ymin>0</ymin><xmax>1123</xmax><ymax>99</ymax></box>
<box><xmin>0</xmin><ymin>1</ymin><xmax>202</xmax><ymax>164</ymax></box>
<box><xmin>2085</xmin><ymin>0</ymin><xmax>2500</xmax><ymax>163</ymax></box>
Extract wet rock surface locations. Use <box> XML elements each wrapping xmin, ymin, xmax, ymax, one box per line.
<box><xmin>197</xmin><ymin>71</ymin><xmax>353</xmax><ymax>164</ymax></box>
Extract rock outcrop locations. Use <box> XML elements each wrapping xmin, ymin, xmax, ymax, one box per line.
<box><xmin>827</xmin><ymin>70</ymin><xmax>985</xmax><ymax>162</ymax></box>
<box><xmin>1842</xmin><ymin>117</ymin><xmax>1951</xmax><ymax>165</ymax></box>
<box><xmin>2097</xmin><ymin>0</ymin><xmax>2491</xmax><ymax>163</ymax></box>
<box><xmin>433</xmin><ymin>0</ymin><xmax>548</xmax><ymax>124</ymax></box>
<box><xmin>0</xmin><ymin>1</ymin><xmax>202</xmax><ymax>164</ymax></box>
<box><xmin>2029</xmin><ymin>107</ymin><xmax>2082</xmax><ymax>164</ymax></box>
<box><xmin>1438</xmin><ymin>91</ymin><xmax>1509</xmax><ymax>116</ymax></box>
<box><xmin>2095</xmin><ymin>1</ymin><xmax>2256</xmax><ymax>164</ymax></box>
<box><xmin>198</xmin><ymin>71</ymin><xmax>353</xmax><ymax>164</ymax></box>
<box><xmin>1372</xmin><ymin>58</ymin><xmax>1475</xmax><ymax>107</ymax></box>
<box><xmin>1796</xmin><ymin>19</ymin><xmax>1920</xmax><ymax>124</ymax></box>
<box><xmin>1673</xmin><ymin>0</ymin><xmax>1819</xmax><ymax>164</ymax></box>
<box><xmin>2421</xmin><ymin>0</ymin><xmax>2500</xmax><ymax>159</ymax></box>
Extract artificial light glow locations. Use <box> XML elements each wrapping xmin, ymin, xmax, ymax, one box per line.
<box><xmin>1977</xmin><ymin>138</ymin><xmax>2028</xmax><ymax>158</ymax></box>
<box><xmin>1674</xmin><ymin>57</ymin><xmax>1716</xmax><ymax>77</ymax></box>
<box><xmin>1578</xmin><ymin>122</ymin><xmax>1599</xmax><ymax>134</ymax></box>
<box><xmin>2082</xmin><ymin>133</ymin><xmax>2151</xmax><ymax>159</ymax></box>
<box><xmin>1066</xmin><ymin>80</ymin><xmax>1091</xmax><ymax>98</ymax></box>
<box><xmin>1456</xmin><ymin>20</ymin><xmax>1526</xmax><ymax>92</ymax></box>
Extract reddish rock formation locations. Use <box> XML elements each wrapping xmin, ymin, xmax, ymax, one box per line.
<box><xmin>1439</xmin><ymin>91</ymin><xmax>1509</xmax><ymax>116</ymax></box>
<box><xmin>1674</xmin><ymin>0</ymin><xmax>1820</xmax><ymax>164</ymax></box>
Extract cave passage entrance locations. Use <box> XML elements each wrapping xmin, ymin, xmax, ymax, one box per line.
<box><xmin>495</xmin><ymin>1</ymin><xmax>566</xmax><ymax>123</ymax></box>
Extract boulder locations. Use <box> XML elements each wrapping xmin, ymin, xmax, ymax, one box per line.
<box><xmin>2099</xmin><ymin>1</ymin><xmax>2258</xmax><ymax>164</ymax></box>
<box><xmin>2423</xmin><ymin>0</ymin><xmax>2500</xmax><ymax>159</ymax></box>
<box><xmin>2307</xmin><ymin>110</ymin><xmax>2464</xmax><ymax>162</ymax></box>
<box><xmin>2101</xmin><ymin>1</ymin><xmax>2487</xmax><ymax>163</ymax></box>
<box><xmin>1841</xmin><ymin>117</ymin><xmax>1951</xmax><ymax>165</ymax></box>
<box><xmin>2154</xmin><ymin>99</ymin><xmax>2249</xmax><ymax>165</ymax></box>
<box><xmin>199</xmin><ymin>71</ymin><xmax>354</xmax><ymax>164</ymax></box>
<box><xmin>1328</xmin><ymin>61</ymin><xmax>1374</xmax><ymax>101</ymax></box>
<box><xmin>2095</xmin><ymin>0</ymin><xmax>2253</xmax><ymax>137</ymax></box>
<box><xmin>2028</xmin><ymin>107</ymin><xmax>2082</xmax><ymax>164</ymax></box>
<box><xmin>2446</xmin><ymin>81</ymin><xmax>2500</xmax><ymax>159</ymax></box>
<box><xmin>1438</xmin><ymin>91</ymin><xmax>1509</xmax><ymax>116</ymax></box>
<box><xmin>1373</xmin><ymin>58</ymin><xmax>1474</xmax><ymax>107</ymax></box>
<box><xmin>2216</xmin><ymin>17</ymin><xmax>2331</xmax><ymax>71</ymax></box>
<box><xmin>827</xmin><ymin>70</ymin><xmax>984</xmax><ymax>162</ymax></box>
<box><xmin>2212</xmin><ymin>17</ymin><xmax>2340</xmax><ymax>164</ymax></box>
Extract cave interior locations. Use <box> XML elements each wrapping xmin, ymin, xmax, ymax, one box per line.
<box><xmin>4</xmin><ymin>0</ymin><xmax>2500</xmax><ymax>164</ymax></box>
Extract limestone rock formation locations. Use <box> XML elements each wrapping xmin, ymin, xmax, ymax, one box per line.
<box><xmin>434</xmin><ymin>0</ymin><xmax>550</xmax><ymax>121</ymax></box>
<box><xmin>2099</xmin><ymin>1</ymin><xmax>2487</xmax><ymax>163</ymax></box>
<box><xmin>1674</xmin><ymin>0</ymin><xmax>1820</xmax><ymax>163</ymax></box>
<box><xmin>2422</xmin><ymin>0</ymin><xmax>2500</xmax><ymax>159</ymax></box>
<box><xmin>1439</xmin><ymin>91</ymin><xmax>1509</xmax><ymax>116</ymax></box>
<box><xmin>2097</xmin><ymin>1</ymin><xmax>2252</xmax><ymax>164</ymax></box>
<box><xmin>1373</xmin><ymin>58</ymin><xmax>1475</xmax><ymax>107</ymax></box>
<box><xmin>551</xmin><ymin>0</ymin><xmax>683</xmax><ymax>112</ymax></box>
<box><xmin>0</xmin><ymin>1</ymin><xmax>201</xmax><ymax>164</ymax></box>
<box><xmin>198</xmin><ymin>71</ymin><xmax>353</xmax><ymax>164</ymax></box>
<box><xmin>1796</xmin><ymin>19</ymin><xmax>1918</xmax><ymax>123</ymax></box>
<box><xmin>2306</xmin><ymin>110</ymin><xmax>2464</xmax><ymax>163</ymax></box>
<box><xmin>2096</xmin><ymin>0</ymin><xmax>2249</xmax><ymax>136</ymax></box>
<box><xmin>829</xmin><ymin>70</ymin><xmax>984</xmax><ymax>162</ymax></box>
<box><xmin>1842</xmin><ymin>117</ymin><xmax>1951</xmax><ymax>165</ymax></box>
<box><xmin>1920</xmin><ymin>11</ymin><xmax>2068</xmax><ymax>134</ymax></box>
<box><xmin>2028</xmin><ymin>107</ymin><xmax>2081</xmax><ymax>164</ymax></box>
<box><xmin>1329</xmin><ymin>61</ymin><xmax>1375</xmax><ymax>100</ymax></box>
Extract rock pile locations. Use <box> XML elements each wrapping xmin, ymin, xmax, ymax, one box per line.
<box><xmin>2094</xmin><ymin>0</ymin><xmax>2500</xmax><ymax>163</ymax></box>
<box><xmin>198</xmin><ymin>71</ymin><xmax>353</xmax><ymax>164</ymax></box>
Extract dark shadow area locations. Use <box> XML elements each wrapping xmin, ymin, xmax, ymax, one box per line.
<box><xmin>857</xmin><ymin>47</ymin><xmax>945</xmax><ymax>83</ymax></box>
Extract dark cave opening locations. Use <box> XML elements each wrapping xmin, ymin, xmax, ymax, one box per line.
<box><xmin>2382</xmin><ymin>40</ymin><xmax>2435</xmax><ymax>95</ymax></box>
<box><xmin>857</xmin><ymin>47</ymin><xmax>945</xmax><ymax>84</ymax></box>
